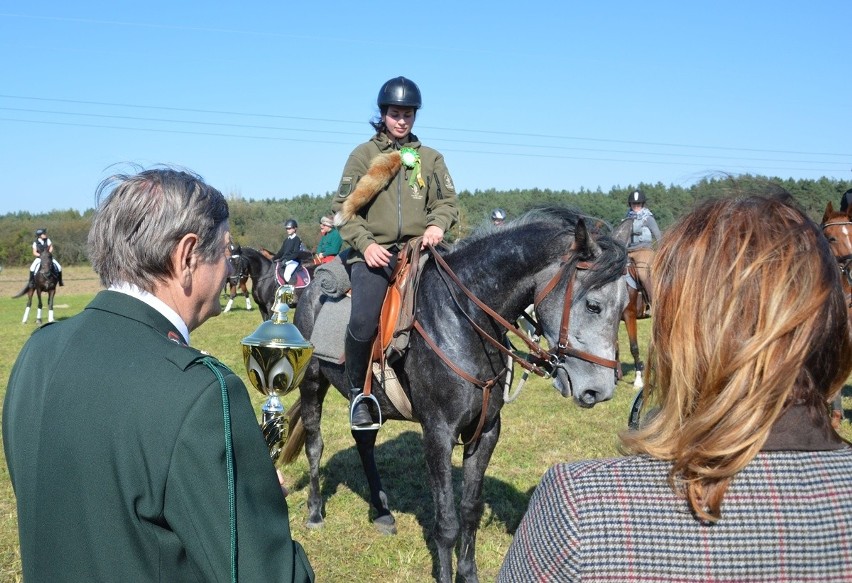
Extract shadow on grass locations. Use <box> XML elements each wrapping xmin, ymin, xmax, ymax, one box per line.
<box><xmin>292</xmin><ymin>429</ymin><xmax>534</xmax><ymax>579</ymax></box>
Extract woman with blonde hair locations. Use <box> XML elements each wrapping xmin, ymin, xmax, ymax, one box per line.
<box><xmin>499</xmin><ymin>191</ymin><xmax>852</xmax><ymax>582</ymax></box>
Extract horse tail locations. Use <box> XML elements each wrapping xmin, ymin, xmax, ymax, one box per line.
<box><xmin>12</xmin><ymin>284</ymin><xmax>29</xmax><ymax>298</ymax></box>
<box><xmin>280</xmin><ymin>397</ymin><xmax>306</xmax><ymax>464</ymax></box>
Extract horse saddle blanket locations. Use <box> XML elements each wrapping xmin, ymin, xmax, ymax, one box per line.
<box><xmin>310</xmin><ymin>296</ymin><xmax>415</xmax><ymax>420</ymax></box>
<box><xmin>274</xmin><ymin>262</ymin><xmax>311</xmax><ymax>288</ymax></box>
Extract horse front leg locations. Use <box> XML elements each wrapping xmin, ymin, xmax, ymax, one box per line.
<box><xmin>457</xmin><ymin>415</ymin><xmax>501</xmax><ymax>583</ymax></box>
<box><xmin>623</xmin><ymin>302</ymin><xmax>644</xmax><ymax>389</ymax></box>
<box><xmin>35</xmin><ymin>292</ymin><xmax>43</xmax><ymax>326</ymax></box>
<box><xmin>47</xmin><ymin>290</ymin><xmax>55</xmax><ymax>323</ymax></box>
<box><xmin>21</xmin><ymin>291</ymin><xmax>33</xmax><ymax>323</ymax></box>
<box><xmin>352</xmin><ymin>429</ymin><xmax>396</xmax><ymax>534</ymax></box>
<box><xmin>242</xmin><ymin>281</ymin><xmax>252</xmax><ymax>310</ymax></box>
<box><xmin>422</xmin><ymin>424</ymin><xmax>459</xmax><ymax>583</ymax></box>
<box><xmin>224</xmin><ymin>283</ymin><xmax>235</xmax><ymax>312</ymax></box>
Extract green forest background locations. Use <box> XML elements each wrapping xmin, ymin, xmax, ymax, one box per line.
<box><xmin>2</xmin><ymin>174</ymin><xmax>849</xmax><ymax>267</ymax></box>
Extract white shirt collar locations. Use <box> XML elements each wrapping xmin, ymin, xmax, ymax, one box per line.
<box><xmin>108</xmin><ymin>282</ymin><xmax>191</xmax><ymax>345</ymax></box>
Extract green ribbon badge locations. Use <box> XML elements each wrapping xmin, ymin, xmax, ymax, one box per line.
<box><xmin>400</xmin><ymin>147</ymin><xmax>425</xmax><ymax>189</ymax></box>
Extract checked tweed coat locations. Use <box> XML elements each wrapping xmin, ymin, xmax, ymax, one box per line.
<box><xmin>499</xmin><ymin>441</ymin><xmax>852</xmax><ymax>582</ymax></box>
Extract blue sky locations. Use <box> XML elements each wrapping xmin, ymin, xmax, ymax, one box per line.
<box><xmin>1</xmin><ymin>2</ymin><xmax>850</xmax><ymax>216</ymax></box>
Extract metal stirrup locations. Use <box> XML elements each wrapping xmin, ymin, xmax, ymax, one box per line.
<box><xmin>350</xmin><ymin>393</ymin><xmax>382</xmax><ymax>431</ymax></box>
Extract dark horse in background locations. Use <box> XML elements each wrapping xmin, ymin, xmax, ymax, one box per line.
<box><xmin>223</xmin><ymin>250</ymin><xmax>252</xmax><ymax>313</ymax></box>
<box><xmin>611</xmin><ymin>217</ymin><xmax>651</xmax><ymax>389</ymax></box>
<box><xmin>14</xmin><ymin>249</ymin><xmax>59</xmax><ymax>325</ymax></box>
<box><xmin>821</xmin><ymin>201</ymin><xmax>851</xmax><ymax>427</ymax></box>
<box><xmin>282</xmin><ymin>207</ymin><xmax>628</xmax><ymax>582</ymax></box>
<box><xmin>241</xmin><ymin>247</ymin><xmax>317</xmax><ymax>320</ymax></box>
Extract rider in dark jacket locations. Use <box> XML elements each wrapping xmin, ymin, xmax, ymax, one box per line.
<box><xmin>271</xmin><ymin>219</ymin><xmax>303</xmax><ymax>283</ymax></box>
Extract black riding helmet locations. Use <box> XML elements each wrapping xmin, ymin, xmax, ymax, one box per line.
<box><xmin>284</xmin><ymin>219</ymin><xmax>298</xmax><ymax>229</ymax></box>
<box><xmin>35</xmin><ymin>228</ymin><xmax>46</xmax><ymax>237</ymax></box>
<box><xmin>628</xmin><ymin>190</ymin><xmax>647</xmax><ymax>205</ymax></box>
<box><xmin>377</xmin><ymin>76</ymin><xmax>422</xmax><ymax>110</ymax></box>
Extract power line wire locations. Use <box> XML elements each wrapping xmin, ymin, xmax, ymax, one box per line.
<box><xmin>1</xmin><ymin>94</ymin><xmax>849</xmax><ymax>159</ymax></box>
<box><xmin>2</xmin><ymin>106</ymin><xmax>844</xmax><ymax>166</ymax></box>
<box><xmin>1</xmin><ymin>117</ymin><xmax>845</xmax><ymax>174</ymax></box>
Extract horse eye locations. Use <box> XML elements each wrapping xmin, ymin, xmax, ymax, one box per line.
<box><xmin>586</xmin><ymin>300</ymin><xmax>601</xmax><ymax>314</ymax></box>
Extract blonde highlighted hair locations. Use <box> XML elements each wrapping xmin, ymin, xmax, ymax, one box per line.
<box><xmin>622</xmin><ymin>191</ymin><xmax>852</xmax><ymax>522</ymax></box>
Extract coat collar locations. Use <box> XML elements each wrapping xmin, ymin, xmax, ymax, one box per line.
<box><xmin>762</xmin><ymin>403</ymin><xmax>848</xmax><ymax>451</ymax></box>
<box><xmin>372</xmin><ymin>132</ymin><xmax>421</xmax><ymax>152</ymax></box>
<box><xmin>86</xmin><ymin>290</ymin><xmax>188</xmax><ymax>346</ymax></box>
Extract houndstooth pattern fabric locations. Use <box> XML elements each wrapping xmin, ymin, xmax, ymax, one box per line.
<box><xmin>498</xmin><ymin>449</ymin><xmax>852</xmax><ymax>582</ymax></box>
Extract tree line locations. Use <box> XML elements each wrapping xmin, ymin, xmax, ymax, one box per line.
<box><xmin>1</xmin><ymin>174</ymin><xmax>848</xmax><ymax>268</ymax></box>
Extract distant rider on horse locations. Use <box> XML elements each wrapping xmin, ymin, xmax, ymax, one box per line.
<box><xmin>29</xmin><ymin>228</ymin><xmax>63</xmax><ymax>287</ymax></box>
<box><xmin>271</xmin><ymin>219</ymin><xmax>303</xmax><ymax>283</ymax></box>
<box><xmin>625</xmin><ymin>190</ymin><xmax>660</xmax><ymax>303</ymax></box>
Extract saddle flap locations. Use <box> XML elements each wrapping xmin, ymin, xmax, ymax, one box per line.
<box><xmin>378</xmin><ymin>239</ymin><xmax>425</xmax><ymax>358</ymax></box>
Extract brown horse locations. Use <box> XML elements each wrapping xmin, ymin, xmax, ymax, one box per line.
<box><xmin>223</xmin><ymin>251</ymin><xmax>252</xmax><ymax>312</ymax></box>
<box><xmin>821</xmin><ymin>201</ymin><xmax>852</xmax><ymax>427</ymax></box>
<box><xmin>611</xmin><ymin>218</ymin><xmax>651</xmax><ymax>389</ymax></box>
<box><xmin>822</xmin><ymin>202</ymin><xmax>852</xmax><ymax>315</ymax></box>
<box><xmin>14</xmin><ymin>250</ymin><xmax>59</xmax><ymax>325</ymax></box>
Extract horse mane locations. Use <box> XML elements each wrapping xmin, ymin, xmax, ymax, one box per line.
<box><xmin>451</xmin><ymin>206</ymin><xmax>625</xmax><ymax>295</ymax></box>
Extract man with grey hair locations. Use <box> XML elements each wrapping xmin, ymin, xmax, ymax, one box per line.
<box><xmin>4</xmin><ymin>168</ymin><xmax>314</xmax><ymax>582</ymax></box>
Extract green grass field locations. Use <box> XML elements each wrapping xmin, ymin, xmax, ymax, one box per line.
<box><xmin>0</xmin><ymin>265</ymin><xmax>849</xmax><ymax>582</ymax></box>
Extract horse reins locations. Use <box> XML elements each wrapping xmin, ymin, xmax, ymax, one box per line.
<box><xmin>413</xmin><ymin>244</ymin><xmax>619</xmax><ymax>445</ymax></box>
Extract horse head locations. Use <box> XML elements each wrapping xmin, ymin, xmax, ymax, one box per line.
<box><xmin>528</xmin><ymin>215</ymin><xmax>629</xmax><ymax>406</ymax></box>
<box><xmin>822</xmin><ymin>201</ymin><xmax>852</xmax><ymax>263</ymax></box>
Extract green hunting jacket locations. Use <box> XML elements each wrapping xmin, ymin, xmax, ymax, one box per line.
<box><xmin>332</xmin><ymin>133</ymin><xmax>458</xmax><ymax>258</ymax></box>
<box><xmin>4</xmin><ymin>291</ymin><xmax>314</xmax><ymax>583</ymax></box>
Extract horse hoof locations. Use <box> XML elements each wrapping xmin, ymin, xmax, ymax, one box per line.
<box><xmin>305</xmin><ymin>518</ymin><xmax>325</xmax><ymax>530</ymax></box>
<box><xmin>373</xmin><ymin>514</ymin><xmax>397</xmax><ymax>535</ymax></box>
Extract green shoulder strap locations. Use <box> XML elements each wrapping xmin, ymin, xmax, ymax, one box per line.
<box><xmin>201</xmin><ymin>356</ymin><xmax>237</xmax><ymax>583</ymax></box>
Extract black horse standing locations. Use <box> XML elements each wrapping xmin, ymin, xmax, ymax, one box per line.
<box><xmin>241</xmin><ymin>247</ymin><xmax>316</xmax><ymax>320</ymax></box>
<box><xmin>283</xmin><ymin>207</ymin><xmax>628</xmax><ymax>582</ymax></box>
<box><xmin>14</xmin><ymin>250</ymin><xmax>59</xmax><ymax>325</ymax></box>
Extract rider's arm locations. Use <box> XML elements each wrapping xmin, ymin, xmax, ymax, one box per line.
<box><xmin>32</xmin><ymin>242</ymin><xmax>40</xmax><ymax>258</ymax></box>
<box><xmin>646</xmin><ymin>215</ymin><xmax>663</xmax><ymax>243</ymax></box>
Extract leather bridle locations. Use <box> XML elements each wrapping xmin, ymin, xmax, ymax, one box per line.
<box><xmin>413</xmin><ymin>244</ymin><xmax>620</xmax><ymax>444</ymax></box>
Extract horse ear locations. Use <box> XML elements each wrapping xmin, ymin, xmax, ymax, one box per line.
<box><xmin>572</xmin><ymin>218</ymin><xmax>601</xmax><ymax>260</ymax></box>
<box><xmin>823</xmin><ymin>201</ymin><xmax>834</xmax><ymax>224</ymax></box>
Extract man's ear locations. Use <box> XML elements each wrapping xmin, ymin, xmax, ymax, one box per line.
<box><xmin>173</xmin><ymin>234</ymin><xmax>199</xmax><ymax>288</ymax></box>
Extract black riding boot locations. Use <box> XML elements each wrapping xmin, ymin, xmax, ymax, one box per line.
<box><xmin>27</xmin><ymin>270</ymin><xmax>35</xmax><ymax>289</ymax></box>
<box><xmin>345</xmin><ymin>330</ymin><xmax>375</xmax><ymax>429</ymax></box>
<box><xmin>58</xmin><ymin>271</ymin><xmax>64</xmax><ymax>286</ymax></box>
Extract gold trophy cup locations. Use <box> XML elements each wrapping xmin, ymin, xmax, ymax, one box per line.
<box><xmin>241</xmin><ymin>285</ymin><xmax>314</xmax><ymax>466</ymax></box>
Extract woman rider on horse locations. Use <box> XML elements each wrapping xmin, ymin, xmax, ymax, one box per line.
<box><xmin>332</xmin><ymin>76</ymin><xmax>459</xmax><ymax>430</ymax></box>
<box><xmin>29</xmin><ymin>228</ymin><xmax>63</xmax><ymax>287</ymax></box>
<box><xmin>625</xmin><ymin>190</ymin><xmax>661</xmax><ymax>304</ymax></box>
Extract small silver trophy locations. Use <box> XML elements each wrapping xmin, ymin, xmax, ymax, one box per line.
<box><xmin>240</xmin><ymin>285</ymin><xmax>314</xmax><ymax>466</ymax></box>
